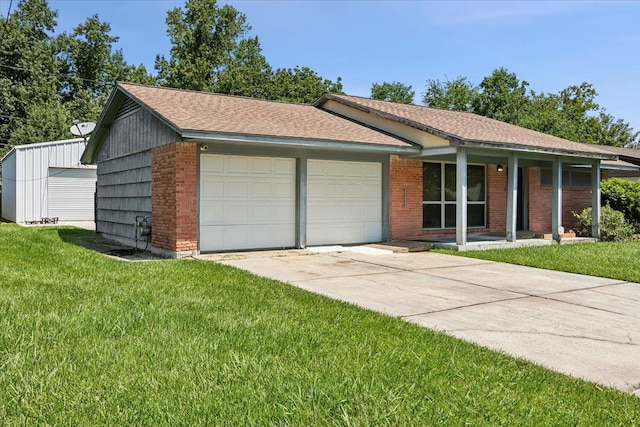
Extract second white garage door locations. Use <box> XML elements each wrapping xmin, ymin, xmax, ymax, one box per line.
<box><xmin>199</xmin><ymin>154</ymin><xmax>296</xmax><ymax>252</ymax></box>
<box><xmin>307</xmin><ymin>160</ymin><xmax>382</xmax><ymax>246</ymax></box>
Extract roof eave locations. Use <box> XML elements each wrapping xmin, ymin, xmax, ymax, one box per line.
<box><xmin>315</xmin><ymin>93</ymin><xmax>464</xmax><ymax>145</ymax></box>
<box><xmin>617</xmin><ymin>154</ymin><xmax>640</xmax><ymax>167</ymax></box>
<box><xmin>459</xmin><ymin>139</ymin><xmax>617</xmax><ymax>160</ymax></box>
<box><xmin>181</xmin><ymin>130</ymin><xmax>419</xmax><ymax>154</ymax></box>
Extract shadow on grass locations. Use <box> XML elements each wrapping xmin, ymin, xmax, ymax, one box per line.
<box><xmin>56</xmin><ymin>227</ymin><xmax>164</xmax><ymax>261</ymax></box>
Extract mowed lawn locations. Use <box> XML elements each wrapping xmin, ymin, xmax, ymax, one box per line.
<box><xmin>439</xmin><ymin>240</ymin><xmax>640</xmax><ymax>284</ymax></box>
<box><xmin>0</xmin><ymin>226</ymin><xmax>638</xmax><ymax>425</ymax></box>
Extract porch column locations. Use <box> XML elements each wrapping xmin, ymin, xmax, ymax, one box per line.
<box><xmin>591</xmin><ymin>160</ymin><xmax>601</xmax><ymax>239</ymax></box>
<box><xmin>506</xmin><ymin>154</ymin><xmax>518</xmax><ymax>242</ymax></box>
<box><xmin>551</xmin><ymin>157</ymin><xmax>563</xmax><ymax>242</ymax></box>
<box><xmin>456</xmin><ymin>147</ymin><xmax>467</xmax><ymax>246</ymax></box>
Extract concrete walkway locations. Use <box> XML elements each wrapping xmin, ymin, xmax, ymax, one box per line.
<box><xmin>200</xmin><ymin>248</ymin><xmax>640</xmax><ymax>395</ymax></box>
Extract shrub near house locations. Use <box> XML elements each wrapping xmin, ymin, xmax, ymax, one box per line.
<box><xmin>573</xmin><ymin>205</ymin><xmax>634</xmax><ymax>241</ymax></box>
<box><xmin>601</xmin><ymin>178</ymin><xmax>640</xmax><ymax>232</ymax></box>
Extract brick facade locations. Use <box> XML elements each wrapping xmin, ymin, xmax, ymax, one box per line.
<box><xmin>486</xmin><ymin>166</ymin><xmax>507</xmax><ymax>232</ymax></box>
<box><xmin>527</xmin><ymin>167</ymin><xmax>593</xmax><ymax>232</ymax></box>
<box><xmin>389</xmin><ymin>159</ymin><xmax>594</xmax><ymax>239</ymax></box>
<box><xmin>151</xmin><ymin>142</ymin><xmax>198</xmax><ymax>253</ymax></box>
<box><xmin>389</xmin><ymin>156</ymin><xmax>424</xmax><ymax>239</ymax></box>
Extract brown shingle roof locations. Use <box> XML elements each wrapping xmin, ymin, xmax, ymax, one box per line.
<box><xmin>118</xmin><ymin>83</ymin><xmax>411</xmax><ymax>148</ymax></box>
<box><xmin>319</xmin><ymin>93</ymin><xmax>616</xmax><ymax>158</ymax></box>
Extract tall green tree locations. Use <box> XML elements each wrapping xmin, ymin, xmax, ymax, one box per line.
<box><xmin>371</xmin><ymin>81</ymin><xmax>414</xmax><ymax>104</ymax></box>
<box><xmin>155</xmin><ymin>0</ymin><xmax>254</xmax><ymax>92</ymax></box>
<box><xmin>422</xmin><ymin>68</ymin><xmax>639</xmax><ymax>147</ymax></box>
<box><xmin>422</xmin><ymin>76</ymin><xmax>477</xmax><ymax>111</ymax></box>
<box><xmin>57</xmin><ymin>15</ymin><xmax>154</xmax><ymax>123</ymax></box>
<box><xmin>472</xmin><ymin>67</ymin><xmax>530</xmax><ymax>124</ymax></box>
<box><xmin>213</xmin><ymin>36</ymin><xmax>272</xmax><ymax>98</ymax></box>
<box><xmin>0</xmin><ymin>0</ymin><xmax>67</xmax><ymax>146</ymax></box>
<box><xmin>267</xmin><ymin>66</ymin><xmax>343</xmax><ymax>103</ymax></box>
<box><xmin>155</xmin><ymin>0</ymin><xmax>342</xmax><ymax>103</ymax></box>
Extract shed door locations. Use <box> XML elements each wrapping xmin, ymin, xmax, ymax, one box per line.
<box><xmin>199</xmin><ymin>154</ymin><xmax>296</xmax><ymax>252</ymax></box>
<box><xmin>47</xmin><ymin>168</ymin><xmax>97</xmax><ymax>221</ymax></box>
<box><xmin>307</xmin><ymin>160</ymin><xmax>382</xmax><ymax>246</ymax></box>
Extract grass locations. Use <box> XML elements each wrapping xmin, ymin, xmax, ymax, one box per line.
<box><xmin>437</xmin><ymin>240</ymin><xmax>640</xmax><ymax>283</ymax></box>
<box><xmin>0</xmin><ymin>225</ymin><xmax>638</xmax><ymax>425</ymax></box>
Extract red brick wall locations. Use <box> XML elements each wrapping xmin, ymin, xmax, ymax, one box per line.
<box><xmin>389</xmin><ymin>156</ymin><xmax>423</xmax><ymax>239</ymax></box>
<box><xmin>151</xmin><ymin>142</ymin><xmax>198</xmax><ymax>253</ymax></box>
<box><xmin>389</xmin><ymin>157</ymin><xmax>493</xmax><ymax>240</ymax></box>
<box><xmin>527</xmin><ymin>167</ymin><xmax>593</xmax><ymax>232</ymax></box>
<box><xmin>486</xmin><ymin>165</ymin><xmax>507</xmax><ymax>232</ymax></box>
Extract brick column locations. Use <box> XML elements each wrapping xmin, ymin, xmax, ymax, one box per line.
<box><xmin>389</xmin><ymin>155</ymin><xmax>424</xmax><ymax>240</ymax></box>
<box><xmin>151</xmin><ymin>142</ymin><xmax>198</xmax><ymax>254</ymax></box>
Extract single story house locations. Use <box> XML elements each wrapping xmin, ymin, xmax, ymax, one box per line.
<box><xmin>2</xmin><ymin>138</ymin><xmax>96</xmax><ymax>224</ymax></box>
<box><xmin>82</xmin><ymin>82</ymin><xmax>626</xmax><ymax>257</ymax></box>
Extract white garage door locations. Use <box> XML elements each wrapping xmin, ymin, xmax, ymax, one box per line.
<box><xmin>47</xmin><ymin>168</ymin><xmax>96</xmax><ymax>221</ymax></box>
<box><xmin>307</xmin><ymin>160</ymin><xmax>382</xmax><ymax>246</ymax></box>
<box><xmin>199</xmin><ymin>154</ymin><xmax>296</xmax><ymax>252</ymax></box>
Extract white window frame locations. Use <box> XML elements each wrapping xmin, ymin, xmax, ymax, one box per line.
<box><xmin>423</xmin><ymin>161</ymin><xmax>487</xmax><ymax>229</ymax></box>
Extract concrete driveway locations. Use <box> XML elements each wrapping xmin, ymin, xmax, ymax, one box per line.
<box><xmin>200</xmin><ymin>247</ymin><xmax>640</xmax><ymax>395</ymax></box>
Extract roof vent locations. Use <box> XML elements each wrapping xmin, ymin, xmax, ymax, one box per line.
<box><xmin>115</xmin><ymin>98</ymin><xmax>140</xmax><ymax>120</ymax></box>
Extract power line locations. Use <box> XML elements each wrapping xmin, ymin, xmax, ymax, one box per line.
<box><xmin>0</xmin><ymin>63</ymin><xmax>114</xmax><ymax>86</ymax></box>
<box><xmin>6</xmin><ymin>0</ymin><xmax>13</xmax><ymax>24</ymax></box>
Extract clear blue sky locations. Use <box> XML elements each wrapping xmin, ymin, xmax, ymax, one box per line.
<box><xmin>2</xmin><ymin>0</ymin><xmax>639</xmax><ymax>132</ymax></box>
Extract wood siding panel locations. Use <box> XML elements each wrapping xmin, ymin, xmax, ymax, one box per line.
<box><xmin>95</xmin><ymin>106</ymin><xmax>178</xmax><ymax>241</ymax></box>
<box><xmin>96</xmin><ymin>108</ymin><xmax>178</xmax><ymax>162</ymax></box>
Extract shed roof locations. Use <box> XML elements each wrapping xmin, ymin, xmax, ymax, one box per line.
<box><xmin>316</xmin><ymin>93</ymin><xmax>617</xmax><ymax>159</ymax></box>
<box><xmin>1</xmin><ymin>138</ymin><xmax>85</xmax><ymax>163</ymax></box>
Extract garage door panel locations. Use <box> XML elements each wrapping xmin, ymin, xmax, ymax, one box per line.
<box><xmin>47</xmin><ymin>168</ymin><xmax>96</xmax><ymax>221</ymax></box>
<box><xmin>307</xmin><ymin>160</ymin><xmax>382</xmax><ymax>246</ymax></box>
<box><xmin>199</xmin><ymin>154</ymin><xmax>295</xmax><ymax>252</ymax></box>
<box><xmin>201</xmin><ymin>155</ymin><xmax>224</xmax><ymax>172</ymax></box>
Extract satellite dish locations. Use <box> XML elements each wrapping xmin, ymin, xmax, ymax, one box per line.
<box><xmin>70</xmin><ymin>121</ymin><xmax>96</xmax><ymax>137</ymax></box>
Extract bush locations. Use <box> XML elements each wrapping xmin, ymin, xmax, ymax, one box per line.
<box><xmin>601</xmin><ymin>178</ymin><xmax>640</xmax><ymax>232</ymax></box>
<box><xmin>571</xmin><ymin>205</ymin><xmax>635</xmax><ymax>241</ymax></box>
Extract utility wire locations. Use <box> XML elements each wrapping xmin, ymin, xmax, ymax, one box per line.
<box><xmin>6</xmin><ymin>0</ymin><xmax>13</xmax><ymax>24</ymax></box>
<box><xmin>0</xmin><ymin>63</ymin><xmax>114</xmax><ymax>86</ymax></box>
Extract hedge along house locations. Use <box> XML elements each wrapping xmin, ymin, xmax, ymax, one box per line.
<box><xmin>2</xmin><ymin>138</ymin><xmax>97</xmax><ymax>224</ymax></box>
<box><xmin>82</xmin><ymin>83</ymin><xmax>618</xmax><ymax>257</ymax></box>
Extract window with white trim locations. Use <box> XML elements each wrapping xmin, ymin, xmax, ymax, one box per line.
<box><xmin>423</xmin><ymin>162</ymin><xmax>486</xmax><ymax>229</ymax></box>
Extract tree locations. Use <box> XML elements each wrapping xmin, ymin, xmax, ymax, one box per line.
<box><xmin>57</xmin><ymin>14</ymin><xmax>154</xmax><ymax>123</ymax></box>
<box><xmin>155</xmin><ymin>0</ymin><xmax>251</xmax><ymax>91</ymax></box>
<box><xmin>472</xmin><ymin>67</ymin><xmax>530</xmax><ymax>124</ymax></box>
<box><xmin>0</xmin><ymin>0</ymin><xmax>67</xmax><ymax>146</ymax></box>
<box><xmin>212</xmin><ymin>36</ymin><xmax>272</xmax><ymax>98</ymax></box>
<box><xmin>422</xmin><ymin>76</ymin><xmax>477</xmax><ymax>111</ymax></box>
<box><xmin>267</xmin><ymin>66</ymin><xmax>343</xmax><ymax>104</ymax></box>
<box><xmin>371</xmin><ymin>81</ymin><xmax>414</xmax><ymax>104</ymax></box>
<box><xmin>422</xmin><ymin>68</ymin><xmax>639</xmax><ymax>147</ymax></box>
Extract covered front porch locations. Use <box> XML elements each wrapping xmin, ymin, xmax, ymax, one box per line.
<box><xmin>409</xmin><ymin>144</ymin><xmax>612</xmax><ymax>248</ymax></box>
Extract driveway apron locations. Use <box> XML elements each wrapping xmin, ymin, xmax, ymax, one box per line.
<box><xmin>202</xmin><ymin>249</ymin><xmax>640</xmax><ymax>395</ymax></box>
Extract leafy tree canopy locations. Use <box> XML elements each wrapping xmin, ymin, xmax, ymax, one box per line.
<box><xmin>0</xmin><ymin>0</ymin><xmax>153</xmax><ymax>147</ymax></box>
<box><xmin>156</xmin><ymin>0</ymin><xmax>342</xmax><ymax>102</ymax></box>
<box><xmin>370</xmin><ymin>81</ymin><xmax>414</xmax><ymax>104</ymax></box>
<box><xmin>423</xmin><ymin>67</ymin><xmax>639</xmax><ymax>147</ymax></box>
<box><xmin>268</xmin><ymin>66</ymin><xmax>343</xmax><ymax>104</ymax></box>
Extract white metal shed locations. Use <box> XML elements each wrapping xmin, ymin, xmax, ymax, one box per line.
<box><xmin>1</xmin><ymin>138</ymin><xmax>97</xmax><ymax>223</ymax></box>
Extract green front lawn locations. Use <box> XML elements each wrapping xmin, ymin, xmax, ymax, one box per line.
<box><xmin>438</xmin><ymin>240</ymin><xmax>640</xmax><ymax>283</ymax></box>
<box><xmin>1</xmin><ymin>225</ymin><xmax>638</xmax><ymax>425</ymax></box>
